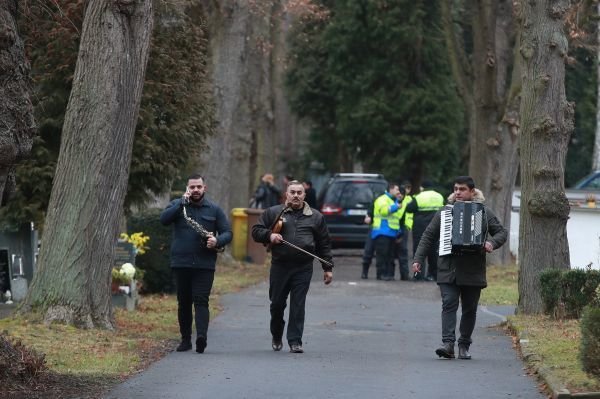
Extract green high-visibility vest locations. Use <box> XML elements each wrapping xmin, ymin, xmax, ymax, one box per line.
<box><xmin>372</xmin><ymin>193</ymin><xmax>403</xmax><ymax>231</ymax></box>
<box><xmin>414</xmin><ymin>190</ymin><xmax>444</xmax><ymax>211</ymax></box>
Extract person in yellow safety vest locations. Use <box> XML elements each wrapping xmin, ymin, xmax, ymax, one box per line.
<box><xmin>370</xmin><ymin>183</ymin><xmax>405</xmax><ymax>281</ymax></box>
<box><xmin>406</xmin><ymin>180</ymin><xmax>444</xmax><ymax>281</ymax></box>
<box><xmin>392</xmin><ymin>183</ymin><xmax>414</xmax><ymax>280</ymax></box>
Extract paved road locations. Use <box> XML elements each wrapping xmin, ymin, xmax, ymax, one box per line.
<box><xmin>105</xmin><ymin>249</ymin><xmax>543</xmax><ymax>399</ymax></box>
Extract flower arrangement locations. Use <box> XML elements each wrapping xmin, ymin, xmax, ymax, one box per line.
<box><xmin>585</xmin><ymin>194</ymin><xmax>597</xmax><ymax>208</ymax></box>
<box><xmin>112</xmin><ymin>262</ymin><xmax>145</xmax><ymax>285</ymax></box>
<box><xmin>120</xmin><ymin>232</ymin><xmax>150</xmax><ymax>255</ymax></box>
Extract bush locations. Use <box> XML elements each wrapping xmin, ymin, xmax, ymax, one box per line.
<box><xmin>539</xmin><ymin>268</ymin><xmax>600</xmax><ymax>319</ymax></box>
<box><xmin>540</xmin><ymin>269</ymin><xmax>562</xmax><ymax>316</ymax></box>
<box><xmin>127</xmin><ymin>209</ymin><xmax>175</xmax><ymax>294</ymax></box>
<box><xmin>580</xmin><ymin>306</ymin><xmax>600</xmax><ymax>378</ymax></box>
<box><xmin>0</xmin><ymin>332</ymin><xmax>47</xmax><ymax>386</ymax></box>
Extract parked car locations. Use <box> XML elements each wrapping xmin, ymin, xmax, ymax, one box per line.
<box><xmin>573</xmin><ymin>170</ymin><xmax>600</xmax><ymax>190</ymax></box>
<box><xmin>317</xmin><ymin>173</ymin><xmax>388</xmax><ymax>248</ymax></box>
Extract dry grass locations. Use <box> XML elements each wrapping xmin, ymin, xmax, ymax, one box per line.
<box><xmin>480</xmin><ymin>263</ymin><xmax>519</xmax><ymax>306</ymax></box>
<box><xmin>0</xmin><ymin>259</ymin><xmax>269</xmax><ymax>398</ymax></box>
<box><xmin>509</xmin><ymin>314</ymin><xmax>600</xmax><ymax>393</ymax></box>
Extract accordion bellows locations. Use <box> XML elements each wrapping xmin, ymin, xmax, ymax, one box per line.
<box><xmin>439</xmin><ymin>201</ymin><xmax>486</xmax><ymax>256</ymax></box>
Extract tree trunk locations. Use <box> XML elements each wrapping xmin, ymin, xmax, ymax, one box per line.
<box><xmin>594</xmin><ymin>2</ymin><xmax>600</xmax><ymax>172</ymax></box>
<box><xmin>195</xmin><ymin>0</ymin><xmax>305</xmax><ymax>211</ymax></box>
<box><xmin>21</xmin><ymin>0</ymin><xmax>153</xmax><ymax>328</ymax></box>
<box><xmin>0</xmin><ymin>0</ymin><xmax>35</xmax><ymax>206</ymax></box>
<box><xmin>442</xmin><ymin>0</ymin><xmax>519</xmax><ymax>265</ymax></box>
<box><xmin>517</xmin><ymin>0</ymin><xmax>572</xmax><ymax>314</ymax></box>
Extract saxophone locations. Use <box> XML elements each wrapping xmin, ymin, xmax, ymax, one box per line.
<box><xmin>182</xmin><ymin>201</ymin><xmax>225</xmax><ymax>253</ymax></box>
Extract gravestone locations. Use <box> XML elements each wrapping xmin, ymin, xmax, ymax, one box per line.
<box><xmin>114</xmin><ymin>241</ymin><xmax>136</xmax><ymax>268</ymax></box>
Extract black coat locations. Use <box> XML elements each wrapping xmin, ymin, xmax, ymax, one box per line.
<box><xmin>251</xmin><ymin>203</ymin><xmax>334</xmax><ymax>271</ymax></box>
<box><xmin>413</xmin><ymin>190</ymin><xmax>508</xmax><ymax>287</ymax></box>
<box><xmin>160</xmin><ymin>197</ymin><xmax>232</xmax><ymax>270</ymax></box>
<box><xmin>254</xmin><ymin>182</ymin><xmax>281</xmax><ymax>209</ymax></box>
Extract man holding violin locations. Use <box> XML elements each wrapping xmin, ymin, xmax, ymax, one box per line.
<box><xmin>252</xmin><ymin>180</ymin><xmax>334</xmax><ymax>354</ymax></box>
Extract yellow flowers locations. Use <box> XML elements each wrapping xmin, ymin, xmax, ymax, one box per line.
<box><xmin>120</xmin><ymin>232</ymin><xmax>150</xmax><ymax>255</ymax></box>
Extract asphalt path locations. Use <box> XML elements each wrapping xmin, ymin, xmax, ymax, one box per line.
<box><xmin>105</xmin><ymin>249</ymin><xmax>543</xmax><ymax>399</ymax></box>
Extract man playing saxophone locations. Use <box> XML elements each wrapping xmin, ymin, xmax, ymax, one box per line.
<box><xmin>160</xmin><ymin>174</ymin><xmax>232</xmax><ymax>354</ymax></box>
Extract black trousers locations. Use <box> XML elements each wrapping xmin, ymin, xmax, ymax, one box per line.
<box><xmin>374</xmin><ymin>236</ymin><xmax>395</xmax><ymax>279</ymax></box>
<box><xmin>412</xmin><ymin>227</ymin><xmax>438</xmax><ymax>279</ymax></box>
<box><xmin>269</xmin><ymin>263</ymin><xmax>313</xmax><ymax>345</ymax></box>
<box><xmin>173</xmin><ymin>268</ymin><xmax>215</xmax><ymax>341</ymax></box>
<box><xmin>439</xmin><ymin>283</ymin><xmax>482</xmax><ymax>346</ymax></box>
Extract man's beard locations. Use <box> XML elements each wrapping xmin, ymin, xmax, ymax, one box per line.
<box><xmin>191</xmin><ymin>193</ymin><xmax>204</xmax><ymax>203</ymax></box>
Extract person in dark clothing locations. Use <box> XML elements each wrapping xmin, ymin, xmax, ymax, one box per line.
<box><xmin>160</xmin><ymin>174</ymin><xmax>233</xmax><ymax>353</ymax></box>
<box><xmin>252</xmin><ymin>173</ymin><xmax>281</xmax><ymax>209</ymax></box>
<box><xmin>302</xmin><ymin>180</ymin><xmax>318</xmax><ymax>208</ymax></box>
<box><xmin>406</xmin><ymin>181</ymin><xmax>444</xmax><ymax>281</ymax></box>
<box><xmin>252</xmin><ymin>180</ymin><xmax>334</xmax><ymax>354</ymax></box>
<box><xmin>412</xmin><ymin>176</ymin><xmax>507</xmax><ymax>360</ymax></box>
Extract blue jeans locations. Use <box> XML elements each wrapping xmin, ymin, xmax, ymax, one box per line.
<box><xmin>439</xmin><ymin>283</ymin><xmax>482</xmax><ymax>346</ymax></box>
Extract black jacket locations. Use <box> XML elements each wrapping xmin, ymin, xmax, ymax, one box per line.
<box><xmin>413</xmin><ymin>190</ymin><xmax>508</xmax><ymax>287</ymax></box>
<box><xmin>160</xmin><ymin>197</ymin><xmax>232</xmax><ymax>270</ymax></box>
<box><xmin>251</xmin><ymin>203</ymin><xmax>334</xmax><ymax>271</ymax></box>
<box><xmin>254</xmin><ymin>182</ymin><xmax>281</xmax><ymax>209</ymax></box>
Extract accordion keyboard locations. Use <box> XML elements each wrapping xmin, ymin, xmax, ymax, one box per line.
<box><xmin>439</xmin><ymin>205</ymin><xmax>453</xmax><ymax>256</ymax></box>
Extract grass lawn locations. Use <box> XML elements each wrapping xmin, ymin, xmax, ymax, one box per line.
<box><xmin>483</xmin><ymin>264</ymin><xmax>600</xmax><ymax>394</ymax></box>
<box><xmin>0</xmin><ymin>259</ymin><xmax>269</xmax><ymax>398</ymax></box>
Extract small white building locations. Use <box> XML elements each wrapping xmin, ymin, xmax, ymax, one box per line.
<box><xmin>511</xmin><ymin>191</ymin><xmax>600</xmax><ymax>269</ymax></box>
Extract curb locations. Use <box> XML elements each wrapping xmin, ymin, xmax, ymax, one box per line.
<box><xmin>506</xmin><ymin>320</ymin><xmax>600</xmax><ymax>399</ymax></box>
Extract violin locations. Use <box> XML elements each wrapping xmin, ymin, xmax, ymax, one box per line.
<box><xmin>267</xmin><ymin>205</ymin><xmax>333</xmax><ymax>268</ymax></box>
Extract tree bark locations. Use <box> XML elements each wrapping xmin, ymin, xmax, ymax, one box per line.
<box><xmin>517</xmin><ymin>0</ymin><xmax>572</xmax><ymax>314</ymax></box>
<box><xmin>0</xmin><ymin>0</ymin><xmax>35</xmax><ymax>206</ymax></box>
<box><xmin>195</xmin><ymin>0</ymin><xmax>305</xmax><ymax>211</ymax></box>
<box><xmin>442</xmin><ymin>0</ymin><xmax>519</xmax><ymax>265</ymax></box>
<box><xmin>594</xmin><ymin>2</ymin><xmax>600</xmax><ymax>171</ymax></box>
<box><xmin>21</xmin><ymin>0</ymin><xmax>153</xmax><ymax>328</ymax></box>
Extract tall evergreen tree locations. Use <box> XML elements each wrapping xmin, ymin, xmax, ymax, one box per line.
<box><xmin>286</xmin><ymin>0</ymin><xmax>465</xmax><ymax>185</ymax></box>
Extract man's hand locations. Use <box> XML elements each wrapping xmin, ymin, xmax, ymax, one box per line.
<box><xmin>206</xmin><ymin>236</ymin><xmax>217</xmax><ymax>249</ymax></box>
<box><xmin>270</xmin><ymin>233</ymin><xmax>283</xmax><ymax>244</ymax></box>
<box><xmin>324</xmin><ymin>271</ymin><xmax>333</xmax><ymax>285</ymax></box>
<box><xmin>364</xmin><ymin>215</ymin><xmax>372</xmax><ymax>225</ymax></box>
<box><xmin>484</xmin><ymin>241</ymin><xmax>494</xmax><ymax>253</ymax></box>
<box><xmin>411</xmin><ymin>262</ymin><xmax>421</xmax><ymax>273</ymax></box>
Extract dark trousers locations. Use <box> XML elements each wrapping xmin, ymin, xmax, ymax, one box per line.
<box><xmin>269</xmin><ymin>263</ymin><xmax>313</xmax><ymax>345</ymax></box>
<box><xmin>362</xmin><ymin>228</ymin><xmax>375</xmax><ymax>270</ymax></box>
<box><xmin>439</xmin><ymin>283</ymin><xmax>482</xmax><ymax>346</ymax></box>
<box><xmin>391</xmin><ymin>236</ymin><xmax>409</xmax><ymax>280</ymax></box>
<box><xmin>173</xmin><ymin>268</ymin><xmax>215</xmax><ymax>341</ymax></box>
<box><xmin>374</xmin><ymin>236</ymin><xmax>395</xmax><ymax>279</ymax></box>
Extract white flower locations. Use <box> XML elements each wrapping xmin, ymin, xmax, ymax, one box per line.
<box><xmin>121</xmin><ymin>263</ymin><xmax>136</xmax><ymax>280</ymax></box>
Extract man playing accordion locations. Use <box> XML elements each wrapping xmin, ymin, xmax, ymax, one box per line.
<box><xmin>411</xmin><ymin>176</ymin><xmax>507</xmax><ymax>360</ymax></box>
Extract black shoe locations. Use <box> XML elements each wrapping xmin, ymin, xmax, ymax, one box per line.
<box><xmin>435</xmin><ymin>342</ymin><xmax>455</xmax><ymax>359</ymax></box>
<box><xmin>196</xmin><ymin>336</ymin><xmax>207</xmax><ymax>353</ymax></box>
<box><xmin>289</xmin><ymin>344</ymin><xmax>304</xmax><ymax>353</ymax></box>
<box><xmin>176</xmin><ymin>339</ymin><xmax>192</xmax><ymax>352</ymax></box>
<box><xmin>458</xmin><ymin>344</ymin><xmax>471</xmax><ymax>360</ymax></box>
<box><xmin>361</xmin><ymin>273</ymin><xmax>368</xmax><ymax>279</ymax></box>
<box><xmin>400</xmin><ymin>274</ymin><xmax>409</xmax><ymax>281</ymax></box>
<box><xmin>425</xmin><ymin>276</ymin><xmax>436</xmax><ymax>282</ymax></box>
<box><xmin>272</xmin><ymin>339</ymin><xmax>283</xmax><ymax>351</ymax></box>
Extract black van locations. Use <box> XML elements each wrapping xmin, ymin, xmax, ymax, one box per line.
<box><xmin>317</xmin><ymin>173</ymin><xmax>387</xmax><ymax>248</ymax></box>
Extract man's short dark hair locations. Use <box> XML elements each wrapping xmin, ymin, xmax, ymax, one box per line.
<box><xmin>388</xmin><ymin>182</ymin><xmax>399</xmax><ymax>192</ymax></box>
<box><xmin>454</xmin><ymin>176</ymin><xmax>475</xmax><ymax>189</ymax></box>
<box><xmin>188</xmin><ymin>174</ymin><xmax>204</xmax><ymax>182</ymax></box>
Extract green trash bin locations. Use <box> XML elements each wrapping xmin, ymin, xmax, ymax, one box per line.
<box><xmin>230</xmin><ymin>208</ymin><xmax>248</xmax><ymax>260</ymax></box>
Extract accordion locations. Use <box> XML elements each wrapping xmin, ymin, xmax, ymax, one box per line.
<box><xmin>439</xmin><ymin>201</ymin><xmax>486</xmax><ymax>256</ymax></box>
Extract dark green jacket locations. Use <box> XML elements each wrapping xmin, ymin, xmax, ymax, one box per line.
<box><xmin>413</xmin><ymin>189</ymin><xmax>507</xmax><ymax>287</ymax></box>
